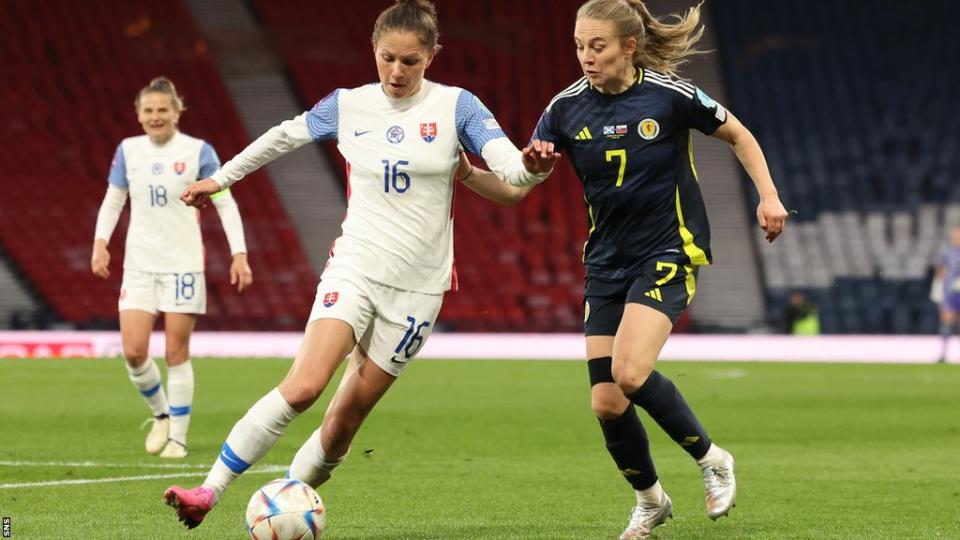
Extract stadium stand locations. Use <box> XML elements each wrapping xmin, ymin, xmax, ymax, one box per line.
<box><xmin>712</xmin><ymin>0</ymin><xmax>960</xmax><ymax>333</ymax></box>
<box><xmin>0</xmin><ymin>0</ymin><xmax>317</xmax><ymax>330</ymax></box>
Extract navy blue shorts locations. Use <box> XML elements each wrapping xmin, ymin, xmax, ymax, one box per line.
<box><xmin>584</xmin><ymin>260</ymin><xmax>699</xmax><ymax>336</ymax></box>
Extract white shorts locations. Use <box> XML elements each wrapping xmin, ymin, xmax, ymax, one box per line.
<box><xmin>308</xmin><ymin>273</ymin><xmax>443</xmax><ymax>377</ymax></box>
<box><xmin>119</xmin><ymin>269</ymin><xmax>207</xmax><ymax>315</ymax></box>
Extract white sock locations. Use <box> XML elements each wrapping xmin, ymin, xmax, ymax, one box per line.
<box><xmin>288</xmin><ymin>426</ymin><xmax>347</xmax><ymax>488</ymax></box>
<box><xmin>636</xmin><ymin>480</ymin><xmax>665</xmax><ymax>507</ymax></box>
<box><xmin>202</xmin><ymin>388</ymin><xmax>298</xmax><ymax>500</ymax></box>
<box><xmin>697</xmin><ymin>443</ymin><xmax>723</xmax><ymax>467</ymax></box>
<box><xmin>166</xmin><ymin>361</ymin><xmax>194</xmax><ymax>446</ymax></box>
<box><xmin>125</xmin><ymin>359</ymin><xmax>169</xmax><ymax>417</ymax></box>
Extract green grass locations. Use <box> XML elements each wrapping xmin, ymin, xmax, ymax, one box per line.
<box><xmin>1</xmin><ymin>358</ymin><xmax>959</xmax><ymax>539</ymax></box>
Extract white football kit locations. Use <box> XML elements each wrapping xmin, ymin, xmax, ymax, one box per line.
<box><xmin>95</xmin><ymin>131</ymin><xmax>247</xmax><ymax>315</ymax></box>
<box><xmin>212</xmin><ymin>80</ymin><xmax>545</xmax><ymax>374</ymax></box>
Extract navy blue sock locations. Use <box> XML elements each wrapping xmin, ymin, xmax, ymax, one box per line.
<box><xmin>599</xmin><ymin>405</ymin><xmax>658</xmax><ymax>490</ymax></box>
<box><xmin>627</xmin><ymin>370</ymin><xmax>712</xmax><ymax>460</ymax></box>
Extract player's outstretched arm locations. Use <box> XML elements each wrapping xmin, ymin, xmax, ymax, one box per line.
<box><xmin>712</xmin><ymin>111</ymin><xmax>788</xmax><ymax>243</ymax></box>
<box><xmin>456</xmin><ymin>151</ymin><xmax>535</xmax><ymax>205</ymax></box>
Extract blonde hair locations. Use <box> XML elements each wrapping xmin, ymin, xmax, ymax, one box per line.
<box><xmin>577</xmin><ymin>0</ymin><xmax>705</xmax><ymax>76</ymax></box>
<box><xmin>134</xmin><ymin>77</ymin><xmax>185</xmax><ymax>112</ymax></box>
<box><xmin>372</xmin><ymin>0</ymin><xmax>442</xmax><ymax>52</ymax></box>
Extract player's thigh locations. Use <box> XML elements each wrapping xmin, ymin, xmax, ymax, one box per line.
<box><xmin>612</xmin><ymin>303</ymin><xmax>672</xmax><ymax>385</ymax></box>
<box><xmin>157</xmin><ymin>271</ymin><xmax>207</xmax><ymax>315</ymax></box>
<box><xmin>611</xmin><ymin>262</ymin><xmax>697</xmax><ymax>388</ymax></box>
<box><xmin>118</xmin><ymin>269</ymin><xmax>159</xmax><ymax>319</ymax></box>
<box><xmin>360</xmin><ymin>283</ymin><xmax>443</xmax><ymax>377</ymax></box>
<box><xmin>119</xmin><ymin>308</ymin><xmax>157</xmax><ymax>366</ymax></box>
<box><xmin>163</xmin><ymin>312</ymin><xmax>198</xmax><ymax>366</ymax></box>
<box><xmin>278</xmin><ymin>276</ymin><xmax>374</xmax><ymax>411</ymax></box>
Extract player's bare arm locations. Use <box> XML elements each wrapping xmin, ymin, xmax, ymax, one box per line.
<box><xmin>457</xmin><ymin>151</ymin><xmax>535</xmax><ymax>206</ymax></box>
<box><xmin>712</xmin><ymin>111</ymin><xmax>788</xmax><ymax>243</ymax></box>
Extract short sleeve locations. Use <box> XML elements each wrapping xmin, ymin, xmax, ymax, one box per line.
<box><xmin>689</xmin><ymin>86</ymin><xmax>728</xmax><ymax>135</ymax></box>
<box><xmin>107</xmin><ymin>143</ymin><xmax>128</xmax><ymax>188</ymax></box>
<box><xmin>198</xmin><ymin>142</ymin><xmax>221</xmax><ymax>179</ymax></box>
<box><xmin>306</xmin><ymin>89</ymin><xmax>340</xmax><ymax>141</ymax></box>
<box><xmin>455</xmin><ymin>90</ymin><xmax>507</xmax><ymax>155</ymax></box>
<box><xmin>530</xmin><ymin>109</ymin><xmax>564</xmax><ymax>152</ymax></box>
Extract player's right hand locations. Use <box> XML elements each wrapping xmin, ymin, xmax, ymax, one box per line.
<box><xmin>91</xmin><ymin>241</ymin><xmax>110</xmax><ymax>279</ymax></box>
<box><xmin>180</xmin><ymin>178</ymin><xmax>221</xmax><ymax>208</ymax></box>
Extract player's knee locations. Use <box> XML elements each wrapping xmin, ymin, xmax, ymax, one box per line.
<box><xmin>278</xmin><ymin>381</ymin><xmax>323</xmax><ymax>412</ymax></box>
<box><xmin>591</xmin><ymin>392</ymin><xmax>627</xmax><ymax>420</ymax></box>
<box><xmin>611</xmin><ymin>358</ymin><xmax>654</xmax><ymax>394</ymax></box>
<box><xmin>164</xmin><ymin>347</ymin><xmax>189</xmax><ymax>366</ymax></box>
<box><xmin>122</xmin><ymin>346</ymin><xmax>149</xmax><ymax>367</ymax></box>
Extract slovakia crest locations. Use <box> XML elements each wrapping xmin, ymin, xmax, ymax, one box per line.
<box><xmin>322</xmin><ymin>291</ymin><xmax>339</xmax><ymax>308</ymax></box>
<box><xmin>173</xmin><ymin>161</ymin><xmax>186</xmax><ymax>175</ymax></box>
<box><xmin>420</xmin><ymin>122</ymin><xmax>437</xmax><ymax>143</ymax></box>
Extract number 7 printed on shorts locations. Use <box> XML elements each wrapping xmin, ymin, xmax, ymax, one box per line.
<box><xmin>391</xmin><ymin>316</ymin><xmax>431</xmax><ymax>364</ymax></box>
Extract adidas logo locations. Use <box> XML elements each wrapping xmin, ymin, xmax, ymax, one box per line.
<box><xmin>644</xmin><ymin>288</ymin><xmax>663</xmax><ymax>302</ymax></box>
<box><xmin>574</xmin><ymin>126</ymin><xmax>592</xmax><ymax>140</ymax></box>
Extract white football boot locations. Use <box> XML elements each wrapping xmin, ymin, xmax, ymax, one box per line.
<box><xmin>159</xmin><ymin>439</ymin><xmax>188</xmax><ymax>459</ymax></box>
<box><xmin>143</xmin><ymin>416</ymin><xmax>170</xmax><ymax>455</ymax></box>
<box><xmin>700</xmin><ymin>446</ymin><xmax>737</xmax><ymax>519</ymax></box>
<box><xmin>620</xmin><ymin>492</ymin><xmax>673</xmax><ymax>540</ymax></box>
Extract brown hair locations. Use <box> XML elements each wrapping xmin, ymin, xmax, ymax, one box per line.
<box><xmin>577</xmin><ymin>0</ymin><xmax>705</xmax><ymax>75</ymax></box>
<box><xmin>134</xmin><ymin>76</ymin><xmax>185</xmax><ymax>111</ymax></box>
<box><xmin>371</xmin><ymin>0</ymin><xmax>441</xmax><ymax>51</ymax></box>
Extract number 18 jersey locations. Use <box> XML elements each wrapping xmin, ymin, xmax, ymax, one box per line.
<box><xmin>107</xmin><ymin>131</ymin><xmax>220</xmax><ymax>273</ymax></box>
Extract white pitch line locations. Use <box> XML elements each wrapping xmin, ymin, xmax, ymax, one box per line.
<box><xmin>0</xmin><ymin>460</ymin><xmax>209</xmax><ymax>470</ymax></box>
<box><xmin>0</xmin><ymin>465</ymin><xmax>287</xmax><ymax>490</ymax></box>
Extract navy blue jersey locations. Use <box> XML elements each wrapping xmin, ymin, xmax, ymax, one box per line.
<box><xmin>533</xmin><ymin>68</ymin><xmax>727</xmax><ymax>281</ymax></box>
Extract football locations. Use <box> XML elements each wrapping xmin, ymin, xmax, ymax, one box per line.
<box><xmin>245</xmin><ymin>479</ymin><xmax>327</xmax><ymax>540</ymax></box>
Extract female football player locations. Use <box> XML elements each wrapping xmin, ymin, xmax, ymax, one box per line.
<box><xmin>462</xmin><ymin>0</ymin><xmax>788</xmax><ymax>537</ymax></box>
<box><xmin>92</xmin><ymin>77</ymin><xmax>252</xmax><ymax>459</ymax></box>
<box><xmin>163</xmin><ymin>0</ymin><xmax>557</xmax><ymax>528</ymax></box>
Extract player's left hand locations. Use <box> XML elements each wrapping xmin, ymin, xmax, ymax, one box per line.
<box><xmin>757</xmin><ymin>195</ymin><xmax>788</xmax><ymax>242</ymax></box>
<box><xmin>181</xmin><ymin>178</ymin><xmax>221</xmax><ymax>208</ymax></box>
<box><xmin>522</xmin><ymin>139</ymin><xmax>561</xmax><ymax>175</ymax></box>
<box><xmin>230</xmin><ymin>253</ymin><xmax>253</xmax><ymax>292</ymax></box>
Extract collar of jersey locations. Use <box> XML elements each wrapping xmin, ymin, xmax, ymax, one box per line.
<box><xmin>380</xmin><ymin>79</ymin><xmax>432</xmax><ymax>110</ymax></box>
<box><xmin>587</xmin><ymin>66</ymin><xmax>644</xmax><ymax>98</ymax></box>
<box><xmin>148</xmin><ymin>129</ymin><xmax>181</xmax><ymax>149</ymax></box>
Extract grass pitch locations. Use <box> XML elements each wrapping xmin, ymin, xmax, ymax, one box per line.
<box><xmin>1</xmin><ymin>358</ymin><xmax>958</xmax><ymax>539</ymax></box>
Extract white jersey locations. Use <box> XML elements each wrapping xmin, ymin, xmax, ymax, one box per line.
<box><xmin>108</xmin><ymin>131</ymin><xmax>220</xmax><ymax>273</ymax></box>
<box><xmin>213</xmin><ymin>79</ymin><xmax>544</xmax><ymax>294</ymax></box>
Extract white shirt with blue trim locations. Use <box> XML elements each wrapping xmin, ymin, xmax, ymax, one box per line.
<box><xmin>212</xmin><ymin>80</ymin><xmax>543</xmax><ymax>294</ymax></box>
<box><xmin>108</xmin><ymin>131</ymin><xmax>220</xmax><ymax>272</ymax></box>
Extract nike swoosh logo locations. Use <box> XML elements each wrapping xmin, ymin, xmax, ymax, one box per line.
<box><xmin>390</xmin><ymin>355</ymin><xmax>408</xmax><ymax>364</ymax></box>
<box><xmin>354</xmin><ymin>129</ymin><xmax>372</xmax><ymax>137</ymax></box>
